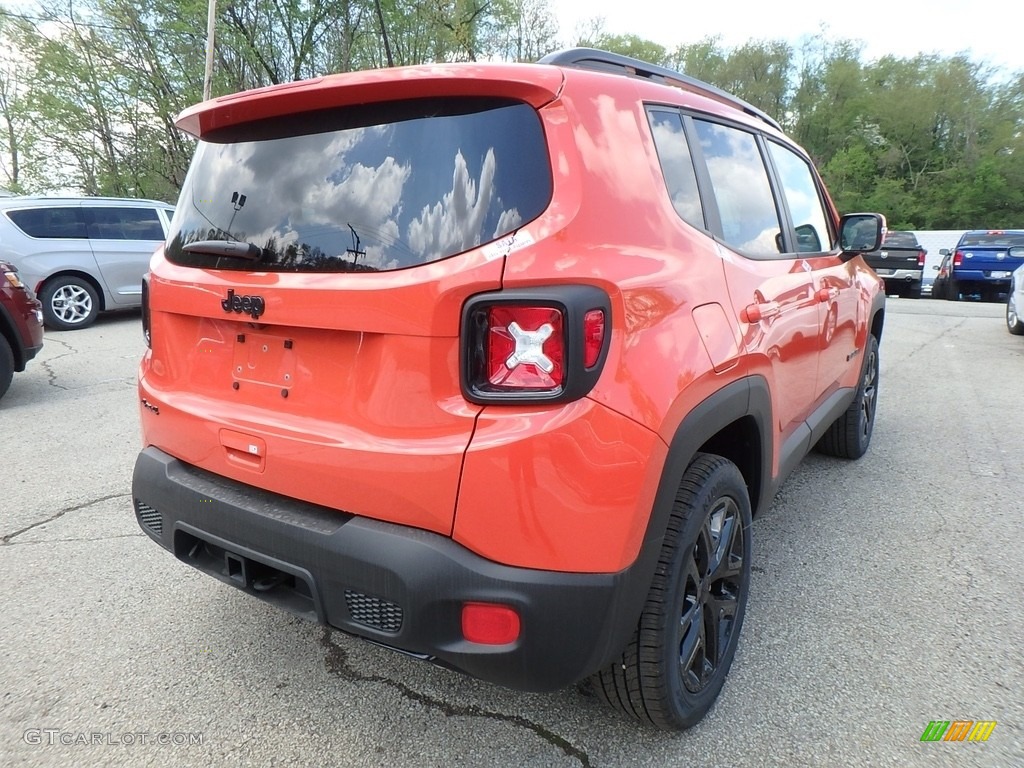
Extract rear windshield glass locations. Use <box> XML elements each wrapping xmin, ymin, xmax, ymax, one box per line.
<box><xmin>959</xmin><ymin>232</ymin><xmax>1024</xmax><ymax>247</ymax></box>
<box><xmin>165</xmin><ymin>98</ymin><xmax>551</xmax><ymax>272</ymax></box>
<box><xmin>882</xmin><ymin>231</ymin><xmax>919</xmax><ymax>247</ymax></box>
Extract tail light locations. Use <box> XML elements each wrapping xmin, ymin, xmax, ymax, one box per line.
<box><xmin>461</xmin><ymin>286</ymin><xmax>610</xmax><ymax>404</ymax></box>
<box><xmin>917</xmin><ymin>250</ymin><xmax>926</xmax><ymax>267</ymax></box>
<box><xmin>953</xmin><ymin>251</ymin><xmax>964</xmax><ymax>267</ymax></box>
<box><xmin>141</xmin><ymin>277</ymin><xmax>151</xmax><ymax>347</ymax></box>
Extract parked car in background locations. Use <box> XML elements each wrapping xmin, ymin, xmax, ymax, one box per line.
<box><xmin>931</xmin><ymin>252</ymin><xmax>952</xmax><ymax>299</ymax></box>
<box><xmin>0</xmin><ymin>259</ymin><xmax>44</xmax><ymax>400</ymax></box>
<box><xmin>862</xmin><ymin>230</ymin><xmax>927</xmax><ymax>298</ymax></box>
<box><xmin>1007</xmin><ymin>257</ymin><xmax>1024</xmax><ymax>335</ymax></box>
<box><xmin>0</xmin><ymin>197</ymin><xmax>174</xmax><ymax>330</ymax></box>
<box><xmin>938</xmin><ymin>230</ymin><xmax>1024</xmax><ymax>302</ymax></box>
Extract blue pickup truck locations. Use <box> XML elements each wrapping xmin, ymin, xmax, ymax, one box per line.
<box><xmin>937</xmin><ymin>230</ymin><xmax>1024</xmax><ymax>302</ymax></box>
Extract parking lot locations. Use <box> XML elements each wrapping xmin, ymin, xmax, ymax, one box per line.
<box><xmin>1</xmin><ymin>298</ymin><xmax>1021</xmax><ymax>767</ymax></box>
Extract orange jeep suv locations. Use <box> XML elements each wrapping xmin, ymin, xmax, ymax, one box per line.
<box><xmin>132</xmin><ymin>49</ymin><xmax>885</xmax><ymax>730</ymax></box>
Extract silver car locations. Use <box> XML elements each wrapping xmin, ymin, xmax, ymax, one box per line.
<box><xmin>0</xmin><ymin>197</ymin><xmax>173</xmax><ymax>330</ymax></box>
<box><xmin>1008</xmin><ymin>254</ymin><xmax>1024</xmax><ymax>335</ymax></box>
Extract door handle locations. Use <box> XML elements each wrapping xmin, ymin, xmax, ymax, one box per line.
<box><xmin>742</xmin><ymin>301</ymin><xmax>780</xmax><ymax>323</ymax></box>
<box><xmin>816</xmin><ymin>287</ymin><xmax>839</xmax><ymax>302</ymax></box>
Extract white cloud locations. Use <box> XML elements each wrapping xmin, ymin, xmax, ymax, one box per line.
<box><xmin>407</xmin><ymin>149</ymin><xmax>500</xmax><ymax>261</ymax></box>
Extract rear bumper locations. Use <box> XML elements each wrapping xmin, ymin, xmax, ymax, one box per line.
<box><xmin>878</xmin><ymin>270</ymin><xmax>921</xmax><ymax>282</ymax></box>
<box><xmin>132</xmin><ymin>446</ymin><xmax>645</xmax><ymax>691</ymax></box>
<box><xmin>953</xmin><ymin>270</ymin><xmax>1014</xmax><ymax>284</ymax></box>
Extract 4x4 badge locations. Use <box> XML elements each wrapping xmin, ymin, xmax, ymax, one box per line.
<box><xmin>221</xmin><ymin>289</ymin><xmax>265</xmax><ymax>319</ymax></box>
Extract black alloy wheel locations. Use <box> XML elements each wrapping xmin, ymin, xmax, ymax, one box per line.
<box><xmin>589</xmin><ymin>453</ymin><xmax>752</xmax><ymax>730</ymax></box>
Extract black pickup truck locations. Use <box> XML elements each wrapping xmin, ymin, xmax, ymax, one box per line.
<box><xmin>863</xmin><ymin>230</ymin><xmax>927</xmax><ymax>298</ymax></box>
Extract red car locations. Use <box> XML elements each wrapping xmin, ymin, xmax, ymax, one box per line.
<box><xmin>0</xmin><ymin>260</ymin><xmax>44</xmax><ymax>401</ymax></box>
<box><xmin>132</xmin><ymin>49</ymin><xmax>885</xmax><ymax>730</ymax></box>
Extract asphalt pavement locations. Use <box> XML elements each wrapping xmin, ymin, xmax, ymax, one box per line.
<box><xmin>1</xmin><ymin>298</ymin><xmax>1021</xmax><ymax>767</ymax></box>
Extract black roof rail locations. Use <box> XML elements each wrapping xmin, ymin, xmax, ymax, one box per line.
<box><xmin>537</xmin><ymin>48</ymin><xmax>782</xmax><ymax>132</ymax></box>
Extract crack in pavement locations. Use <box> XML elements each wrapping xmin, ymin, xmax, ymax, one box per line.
<box><xmin>37</xmin><ymin>337</ymin><xmax>77</xmax><ymax>391</ymax></box>
<box><xmin>3</xmin><ymin>532</ymin><xmax>145</xmax><ymax>546</ymax></box>
<box><xmin>891</xmin><ymin>316</ymin><xmax>967</xmax><ymax>363</ymax></box>
<box><xmin>319</xmin><ymin>628</ymin><xmax>593</xmax><ymax>767</ymax></box>
<box><xmin>1</xmin><ymin>492</ymin><xmax>131</xmax><ymax>544</ymax></box>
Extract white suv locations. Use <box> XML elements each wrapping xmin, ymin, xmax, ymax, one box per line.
<box><xmin>0</xmin><ymin>197</ymin><xmax>174</xmax><ymax>330</ymax></box>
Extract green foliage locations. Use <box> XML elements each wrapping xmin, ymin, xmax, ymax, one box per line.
<box><xmin>0</xmin><ymin>3</ymin><xmax>1022</xmax><ymax>228</ymax></box>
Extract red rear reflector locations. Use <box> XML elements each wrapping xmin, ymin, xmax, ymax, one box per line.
<box><xmin>486</xmin><ymin>306</ymin><xmax>564</xmax><ymax>389</ymax></box>
<box><xmin>461</xmin><ymin>603</ymin><xmax>521</xmax><ymax>645</ymax></box>
<box><xmin>583</xmin><ymin>309</ymin><xmax>605</xmax><ymax>368</ymax></box>
<box><xmin>953</xmin><ymin>251</ymin><xmax>963</xmax><ymax>267</ymax></box>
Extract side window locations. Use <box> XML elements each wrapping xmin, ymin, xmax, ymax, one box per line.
<box><xmin>86</xmin><ymin>207</ymin><xmax>165</xmax><ymax>241</ymax></box>
<box><xmin>767</xmin><ymin>142</ymin><xmax>832</xmax><ymax>253</ymax></box>
<box><xmin>647</xmin><ymin>109</ymin><xmax>705</xmax><ymax>229</ymax></box>
<box><xmin>6</xmin><ymin>207</ymin><xmax>87</xmax><ymax>239</ymax></box>
<box><xmin>693</xmin><ymin>120</ymin><xmax>782</xmax><ymax>258</ymax></box>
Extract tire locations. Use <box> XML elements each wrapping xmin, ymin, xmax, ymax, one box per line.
<box><xmin>0</xmin><ymin>334</ymin><xmax>13</xmax><ymax>400</ymax></box>
<box><xmin>1008</xmin><ymin>291</ymin><xmax>1024</xmax><ymax>335</ymax></box>
<box><xmin>40</xmin><ymin>275</ymin><xmax>100</xmax><ymax>330</ymax></box>
<box><xmin>816</xmin><ymin>334</ymin><xmax>879</xmax><ymax>459</ymax></box>
<box><xmin>944</xmin><ymin>278</ymin><xmax>960</xmax><ymax>301</ymax></box>
<box><xmin>590</xmin><ymin>453</ymin><xmax>752</xmax><ymax>730</ymax></box>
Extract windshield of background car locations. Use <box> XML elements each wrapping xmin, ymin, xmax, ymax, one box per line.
<box><xmin>165</xmin><ymin>97</ymin><xmax>552</xmax><ymax>272</ymax></box>
<box><xmin>958</xmin><ymin>232</ymin><xmax>1024</xmax><ymax>247</ymax></box>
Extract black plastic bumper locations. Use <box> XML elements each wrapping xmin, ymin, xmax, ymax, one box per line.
<box><xmin>131</xmin><ymin>447</ymin><xmax>647</xmax><ymax>691</ymax></box>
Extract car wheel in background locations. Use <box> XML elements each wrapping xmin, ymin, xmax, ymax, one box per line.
<box><xmin>1008</xmin><ymin>292</ymin><xmax>1024</xmax><ymax>335</ymax></box>
<box><xmin>40</xmin><ymin>276</ymin><xmax>100</xmax><ymax>330</ymax></box>
<box><xmin>590</xmin><ymin>453</ymin><xmax>752</xmax><ymax>730</ymax></box>
<box><xmin>0</xmin><ymin>334</ymin><xmax>13</xmax><ymax>399</ymax></box>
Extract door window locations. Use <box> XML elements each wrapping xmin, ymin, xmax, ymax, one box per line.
<box><xmin>85</xmin><ymin>207</ymin><xmax>165</xmax><ymax>241</ymax></box>
<box><xmin>766</xmin><ymin>142</ymin><xmax>831</xmax><ymax>254</ymax></box>
<box><xmin>692</xmin><ymin>120</ymin><xmax>782</xmax><ymax>258</ymax></box>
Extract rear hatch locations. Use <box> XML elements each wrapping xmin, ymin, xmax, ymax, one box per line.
<box><xmin>141</xmin><ymin>67</ymin><xmax>561</xmax><ymax>536</ymax></box>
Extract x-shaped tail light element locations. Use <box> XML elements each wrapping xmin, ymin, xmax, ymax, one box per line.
<box><xmin>504</xmin><ymin>321</ymin><xmax>555</xmax><ymax>373</ymax></box>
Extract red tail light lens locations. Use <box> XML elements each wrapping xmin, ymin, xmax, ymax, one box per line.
<box><xmin>141</xmin><ymin>278</ymin><xmax>151</xmax><ymax>348</ymax></box>
<box><xmin>584</xmin><ymin>309</ymin><xmax>605</xmax><ymax>368</ymax></box>
<box><xmin>461</xmin><ymin>287</ymin><xmax>610</xmax><ymax>405</ymax></box>
<box><xmin>953</xmin><ymin>250</ymin><xmax>964</xmax><ymax>267</ymax></box>
<box><xmin>917</xmin><ymin>250</ymin><xmax>926</xmax><ymax>267</ymax></box>
<box><xmin>486</xmin><ymin>306</ymin><xmax>564</xmax><ymax>389</ymax></box>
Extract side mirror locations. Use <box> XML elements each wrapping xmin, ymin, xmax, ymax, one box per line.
<box><xmin>932</xmin><ymin>265</ymin><xmax>940</xmax><ymax>271</ymax></box>
<box><xmin>839</xmin><ymin>212</ymin><xmax>885</xmax><ymax>255</ymax></box>
<box><xmin>939</xmin><ymin>248</ymin><xmax>950</xmax><ymax>256</ymax></box>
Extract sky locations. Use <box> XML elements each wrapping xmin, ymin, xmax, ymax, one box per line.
<box><xmin>551</xmin><ymin>0</ymin><xmax>1024</xmax><ymax>80</ymax></box>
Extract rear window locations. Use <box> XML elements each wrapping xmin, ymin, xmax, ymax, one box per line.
<box><xmin>959</xmin><ymin>232</ymin><xmax>1024</xmax><ymax>247</ymax></box>
<box><xmin>883</xmin><ymin>231</ymin><xmax>919</xmax><ymax>247</ymax></box>
<box><xmin>165</xmin><ymin>98</ymin><xmax>552</xmax><ymax>272</ymax></box>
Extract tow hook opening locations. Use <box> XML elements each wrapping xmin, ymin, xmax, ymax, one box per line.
<box><xmin>174</xmin><ymin>529</ymin><xmax>316</xmax><ymax>620</ymax></box>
